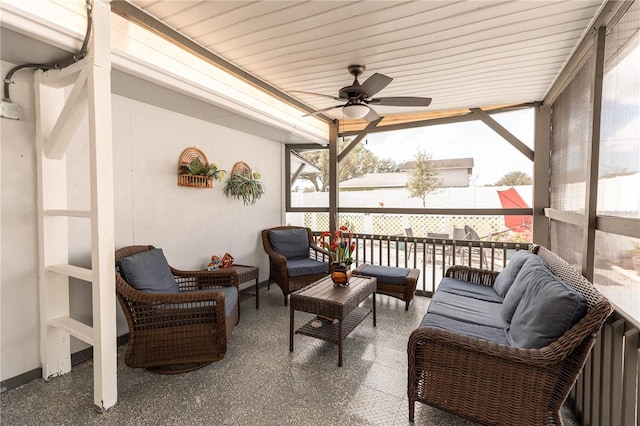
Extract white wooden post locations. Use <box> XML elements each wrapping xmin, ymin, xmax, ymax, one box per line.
<box><xmin>34</xmin><ymin>0</ymin><xmax>116</xmax><ymax>411</ymax></box>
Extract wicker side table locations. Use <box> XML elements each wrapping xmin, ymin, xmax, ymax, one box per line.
<box><xmin>289</xmin><ymin>275</ymin><xmax>377</xmax><ymax>366</ymax></box>
<box><xmin>212</xmin><ymin>265</ymin><xmax>260</xmax><ymax>308</ymax></box>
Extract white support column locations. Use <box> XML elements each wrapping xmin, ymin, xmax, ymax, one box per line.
<box><xmin>34</xmin><ymin>73</ymin><xmax>72</xmax><ymax>380</ymax></box>
<box><xmin>34</xmin><ymin>0</ymin><xmax>117</xmax><ymax>411</ymax></box>
<box><xmin>88</xmin><ymin>0</ymin><xmax>117</xmax><ymax>411</ymax></box>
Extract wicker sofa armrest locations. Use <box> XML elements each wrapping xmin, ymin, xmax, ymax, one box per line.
<box><xmin>445</xmin><ymin>265</ymin><xmax>498</xmax><ymax>286</ymax></box>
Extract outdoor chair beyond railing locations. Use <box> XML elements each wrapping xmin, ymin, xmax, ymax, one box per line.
<box><xmin>261</xmin><ymin>226</ymin><xmax>330</xmax><ymax>305</ymax></box>
<box><xmin>115</xmin><ymin>245</ymin><xmax>240</xmax><ymax>374</ymax></box>
<box><xmin>408</xmin><ymin>245</ymin><xmax>614</xmax><ymax>425</ymax></box>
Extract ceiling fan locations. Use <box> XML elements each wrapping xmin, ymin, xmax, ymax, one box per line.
<box><xmin>294</xmin><ymin>65</ymin><xmax>432</xmax><ymax>121</ymax></box>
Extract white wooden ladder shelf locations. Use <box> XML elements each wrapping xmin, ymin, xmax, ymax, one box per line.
<box><xmin>33</xmin><ymin>0</ymin><xmax>116</xmax><ymax>411</ymax></box>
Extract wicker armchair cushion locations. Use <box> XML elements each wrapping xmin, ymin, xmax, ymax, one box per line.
<box><xmin>428</xmin><ymin>291</ymin><xmax>508</xmax><ymax>329</ymax></box>
<box><xmin>286</xmin><ymin>258</ymin><xmax>329</xmax><ymax>277</ymax></box>
<box><xmin>420</xmin><ymin>312</ymin><xmax>509</xmax><ymax>345</ymax></box>
<box><xmin>493</xmin><ymin>250</ymin><xmax>536</xmax><ymax>297</ymax></box>
<box><xmin>356</xmin><ymin>264</ymin><xmax>410</xmax><ymax>285</ymax></box>
<box><xmin>507</xmin><ymin>267</ymin><xmax>588</xmax><ymax>348</ymax></box>
<box><xmin>501</xmin><ymin>255</ymin><xmax>549</xmax><ymax>322</ymax></box>
<box><xmin>436</xmin><ymin>277</ymin><xmax>503</xmax><ymax>302</ymax></box>
<box><xmin>269</xmin><ymin>228</ymin><xmax>310</xmax><ymax>259</ymax></box>
<box><xmin>117</xmin><ymin>248</ymin><xmax>180</xmax><ymax>293</ymax></box>
<box><xmin>164</xmin><ymin>286</ymin><xmax>238</xmax><ymax>318</ymax></box>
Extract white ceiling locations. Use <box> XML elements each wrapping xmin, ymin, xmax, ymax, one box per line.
<box><xmin>123</xmin><ymin>0</ymin><xmax>605</xmax><ymax>121</ymax></box>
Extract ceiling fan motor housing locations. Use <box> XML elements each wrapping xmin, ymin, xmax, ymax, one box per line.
<box><xmin>339</xmin><ymin>64</ymin><xmax>367</xmax><ymax>101</ymax></box>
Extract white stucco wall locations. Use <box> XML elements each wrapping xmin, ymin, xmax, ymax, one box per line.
<box><xmin>1</xmin><ymin>60</ymin><xmax>283</xmax><ymax>382</ymax></box>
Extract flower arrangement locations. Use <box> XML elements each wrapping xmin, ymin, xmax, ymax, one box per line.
<box><xmin>319</xmin><ymin>221</ymin><xmax>356</xmax><ymax>268</ymax></box>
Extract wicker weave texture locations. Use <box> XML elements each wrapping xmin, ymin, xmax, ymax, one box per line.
<box><xmin>407</xmin><ymin>244</ymin><xmax>614</xmax><ymax>425</ymax></box>
<box><xmin>261</xmin><ymin>226</ymin><xmax>330</xmax><ymax>305</ymax></box>
<box><xmin>115</xmin><ymin>245</ymin><xmax>240</xmax><ymax>374</ymax></box>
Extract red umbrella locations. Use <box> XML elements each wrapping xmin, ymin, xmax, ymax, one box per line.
<box><xmin>497</xmin><ymin>187</ymin><xmax>532</xmax><ymax>233</ymax></box>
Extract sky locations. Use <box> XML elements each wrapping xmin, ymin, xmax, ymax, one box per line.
<box><xmin>361</xmin><ymin>108</ymin><xmax>535</xmax><ymax>186</ymax></box>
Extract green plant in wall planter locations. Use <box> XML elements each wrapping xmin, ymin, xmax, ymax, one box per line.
<box><xmin>223</xmin><ymin>161</ymin><xmax>265</xmax><ymax>206</ymax></box>
<box><xmin>188</xmin><ymin>157</ymin><xmax>226</xmax><ymax>181</ymax></box>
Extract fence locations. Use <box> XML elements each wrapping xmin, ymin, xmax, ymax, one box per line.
<box><xmin>314</xmin><ymin>230</ymin><xmax>524</xmax><ymax>296</ymax></box>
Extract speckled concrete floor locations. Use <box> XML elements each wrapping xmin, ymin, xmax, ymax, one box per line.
<box><xmin>1</xmin><ymin>288</ymin><xmax>579</xmax><ymax>425</ymax></box>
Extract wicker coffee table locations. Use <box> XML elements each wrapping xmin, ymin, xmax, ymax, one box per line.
<box><xmin>289</xmin><ymin>275</ymin><xmax>377</xmax><ymax>367</ymax></box>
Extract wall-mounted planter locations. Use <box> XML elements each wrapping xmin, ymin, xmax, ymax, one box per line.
<box><xmin>223</xmin><ymin>161</ymin><xmax>265</xmax><ymax>205</ymax></box>
<box><xmin>177</xmin><ymin>147</ymin><xmax>224</xmax><ymax>188</ymax></box>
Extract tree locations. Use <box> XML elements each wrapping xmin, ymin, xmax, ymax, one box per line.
<box><xmin>494</xmin><ymin>171</ymin><xmax>532</xmax><ymax>186</ymax></box>
<box><xmin>406</xmin><ymin>150</ymin><xmax>441</xmax><ymax>207</ymax></box>
<box><xmin>297</xmin><ymin>139</ymin><xmax>385</xmax><ymax>191</ymax></box>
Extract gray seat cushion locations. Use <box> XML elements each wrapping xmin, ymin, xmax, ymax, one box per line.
<box><xmin>420</xmin><ymin>312</ymin><xmax>509</xmax><ymax>345</ymax></box>
<box><xmin>501</xmin><ymin>255</ymin><xmax>550</xmax><ymax>322</ymax></box>
<box><xmin>269</xmin><ymin>228</ymin><xmax>310</xmax><ymax>259</ymax></box>
<box><xmin>507</xmin><ymin>268</ymin><xmax>588</xmax><ymax>349</ymax></box>
<box><xmin>493</xmin><ymin>250</ymin><xmax>536</xmax><ymax>297</ymax></box>
<box><xmin>117</xmin><ymin>248</ymin><xmax>179</xmax><ymax>293</ymax></box>
<box><xmin>358</xmin><ymin>264</ymin><xmax>410</xmax><ymax>285</ymax></box>
<box><xmin>436</xmin><ymin>277</ymin><xmax>503</xmax><ymax>303</ymax></box>
<box><xmin>428</xmin><ymin>290</ymin><xmax>508</xmax><ymax>329</ymax></box>
<box><xmin>286</xmin><ymin>258</ymin><xmax>328</xmax><ymax>277</ymax></box>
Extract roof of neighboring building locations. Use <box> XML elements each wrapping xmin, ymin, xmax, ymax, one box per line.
<box><xmin>398</xmin><ymin>157</ymin><xmax>474</xmax><ymax>171</ymax></box>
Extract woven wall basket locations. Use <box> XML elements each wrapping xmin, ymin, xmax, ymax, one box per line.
<box><xmin>177</xmin><ymin>147</ymin><xmax>213</xmax><ymax>188</ymax></box>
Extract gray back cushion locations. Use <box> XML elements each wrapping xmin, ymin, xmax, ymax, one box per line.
<box><xmin>118</xmin><ymin>248</ymin><xmax>180</xmax><ymax>293</ymax></box>
<box><xmin>493</xmin><ymin>250</ymin><xmax>536</xmax><ymax>297</ymax></box>
<box><xmin>501</xmin><ymin>255</ymin><xmax>549</xmax><ymax>322</ymax></box>
<box><xmin>269</xmin><ymin>228</ymin><xmax>310</xmax><ymax>259</ymax></box>
<box><xmin>507</xmin><ymin>268</ymin><xmax>588</xmax><ymax>348</ymax></box>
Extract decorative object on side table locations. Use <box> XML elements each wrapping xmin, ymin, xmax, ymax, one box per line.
<box><xmin>177</xmin><ymin>147</ymin><xmax>225</xmax><ymax>188</ymax></box>
<box><xmin>223</xmin><ymin>161</ymin><xmax>265</xmax><ymax>205</ymax></box>
<box><xmin>318</xmin><ymin>219</ymin><xmax>356</xmax><ymax>287</ymax></box>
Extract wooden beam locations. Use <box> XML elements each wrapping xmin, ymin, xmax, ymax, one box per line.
<box><xmin>582</xmin><ymin>26</ymin><xmax>606</xmax><ymax>282</ymax></box>
<box><xmin>339</xmin><ymin>103</ymin><xmax>532</xmax><ymax>136</ymax></box>
<box><xmin>533</xmin><ymin>103</ymin><xmax>551</xmax><ymax>246</ymax></box>
<box><xmin>338</xmin><ymin>118</ymin><xmax>382</xmax><ymax>162</ymax></box>
<box><xmin>43</xmin><ymin>65</ymin><xmax>89</xmax><ymax>160</ymax></box>
<box><xmin>470</xmin><ymin>108</ymin><xmax>534</xmax><ymax>161</ymax></box>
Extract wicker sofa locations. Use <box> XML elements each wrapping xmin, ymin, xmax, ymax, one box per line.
<box><xmin>408</xmin><ymin>245</ymin><xmax>613</xmax><ymax>425</ymax></box>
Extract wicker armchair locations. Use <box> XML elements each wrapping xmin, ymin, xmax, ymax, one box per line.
<box><xmin>115</xmin><ymin>245</ymin><xmax>240</xmax><ymax>374</ymax></box>
<box><xmin>261</xmin><ymin>226</ymin><xmax>329</xmax><ymax>305</ymax></box>
<box><xmin>408</xmin><ymin>245</ymin><xmax>614</xmax><ymax>425</ymax></box>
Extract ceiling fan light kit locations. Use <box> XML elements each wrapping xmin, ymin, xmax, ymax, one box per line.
<box><xmin>342</xmin><ymin>104</ymin><xmax>370</xmax><ymax>119</ymax></box>
<box><xmin>297</xmin><ymin>64</ymin><xmax>432</xmax><ymax>122</ymax></box>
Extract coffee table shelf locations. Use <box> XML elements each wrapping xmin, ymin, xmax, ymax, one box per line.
<box><xmin>295</xmin><ymin>306</ymin><xmax>371</xmax><ymax>344</ymax></box>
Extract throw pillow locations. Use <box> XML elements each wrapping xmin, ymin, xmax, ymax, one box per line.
<box><xmin>501</xmin><ymin>255</ymin><xmax>549</xmax><ymax>322</ymax></box>
<box><xmin>493</xmin><ymin>250</ymin><xmax>535</xmax><ymax>297</ymax></box>
<box><xmin>507</xmin><ymin>267</ymin><xmax>588</xmax><ymax>349</ymax></box>
<box><xmin>118</xmin><ymin>248</ymin><xmax>180</xmax><ymax>293</ymax></box>
<box><xmin>269</xmin><ymin>228</ymin><xmax>310</xmax><ymax>259</ymax></box>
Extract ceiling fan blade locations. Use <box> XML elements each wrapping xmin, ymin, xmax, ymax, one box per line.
<box><xmin>359</xmin><ymin>73</ymin><xmax>393</xmax><ymax>97</ymax></box>
<box><xmin>302</xmin><ymin>104</ymin><xmax>344</xmax><ymax>117</ymax></box>
<box><xmin>290</xmin><ymin>90</ymin><xmax>342</xmax><ymax>101</ymax></box>
<box><xmin>364</xmin><ymin>107</ymin><xmax>380</xmax><ymax>122</ymax></box>
<box><xmin>368</xmin><ymin>96</ymin><xmax>432</xmax><ymax>107</ymax></box>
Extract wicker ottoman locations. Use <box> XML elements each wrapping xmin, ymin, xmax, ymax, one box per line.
<box><xmin>353</xmin><ymin>264</ymin><xmax>420</xmax><ymax>310</ymax></box>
